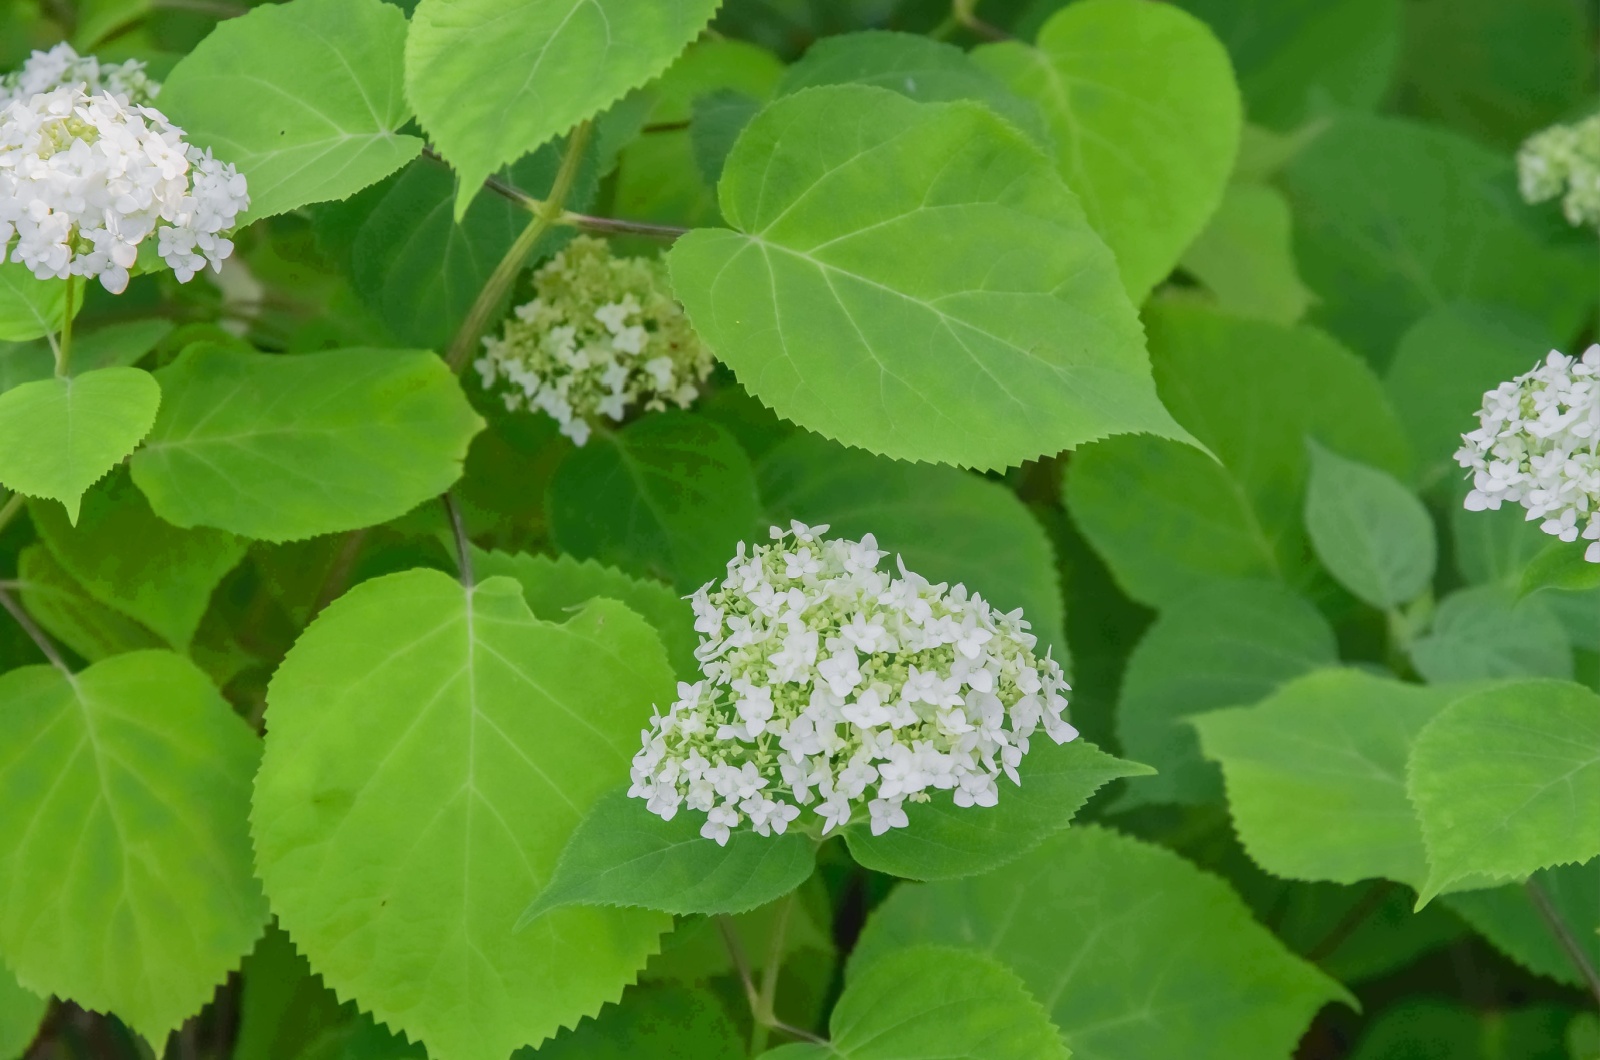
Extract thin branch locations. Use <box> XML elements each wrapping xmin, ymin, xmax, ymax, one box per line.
<box><xmin>560</xmin><ymin>210</ymin><xmax>689</xmax><ymax>240</ymax></box>
<box><xmin>0</xmin><ymin>584</ymin><xmax>71</xmax><ymax>678</ymax></box>
<box><xmin>445</xmin><ymin>121</ymin><xmax>594</xmax><ymax>372</ymax></box>
<box><xmin>716</xmin><ymin>915</ymin><xmax>761</xmax><ymax>1012</ymax></box>
<box><xmin>441</xmin><ymin>494</ymin><xmax>474</xmax><ymax>590</ymax></box>
<box><xmin>1526</xmin><ymin>877</ymin><xmax>1600</xmax><ymax>1010</ymax></box>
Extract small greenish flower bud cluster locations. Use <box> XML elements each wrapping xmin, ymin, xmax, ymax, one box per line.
<box><xmin>629</xmin><ymin>522</ymin><xmax>1076</xmax><ymax>846</ymax></box>
<box><xmin>1517</xmin><ymin>114</ymin><xmax>1600</xmax><ymax>230</ymax></box>
<box><xmin>0</xmin><ymin>43</ymin><xmax>158</xmax><ymax>109</ymax></box>
<box><xmin>475</xmin><ymin>235</ymin><xmax>712</xmax><ymax>445</ymax></box>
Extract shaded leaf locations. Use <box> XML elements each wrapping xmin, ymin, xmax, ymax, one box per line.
<box><xmin>1519</xmin><ymin>543</ymin><xmax>1600</xmax><ymax>599</ymax></box>
<box><xmin>1179</xmin><ymin>183</ymin><xmax>1314</xmax><ymax>326</ymax></box>
<box><xmin>524</xmin><ymin>983</ymin><xmax>743</xmax><ymax>1060</ymax></box>
<box><xmin>0</xmin><ymin>262</ymin><xmax>67</xmax><ymax>344</ymax></box>
<box><xmin>1409</xmin><ymin>585</ymin><xmax>1572</xmax><ymax>683</ymax></box>
<box><xmin>15</xmin><ymin>544</ymin><xmax>165</xmax><ymax>662</ymax></box>
<box><xmin>1303</xmin><ymin>441</ymin><xmax>1436</xmax><ymax>609</ymax></box>
<box><xmin>1442</xmin><ymin>861</ymin><xmax>1600</xmax><ymax>991</ymax></box>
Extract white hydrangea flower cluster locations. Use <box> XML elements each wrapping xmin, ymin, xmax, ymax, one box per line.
<box><xmin>0</xmin><ymin>86</ymin><xmax>248</xmax><ymax>294</ymax></box>
<box><xmin>475</xmin><ymin>236</ymin><xmax>713</xmax><ymax>446</ymax></box>
<box><xmin>629</xmin><ymin>522</ymin><xmax>1077</xmax><ymax>846</ymax></box>
<box><xmin>0</xmin><ymin>42</ymin><xmax>159</xmax><ymax>109</ymax></box>
<box><xmin>1517</xmin><ymin>113</ymin><xmax>1600</xmax><ymax>230</ymax></box>
<box><xmin>1456</xmin><ymin>345</ymin><xmax>1600</xmax><ymax>561</ymax></box>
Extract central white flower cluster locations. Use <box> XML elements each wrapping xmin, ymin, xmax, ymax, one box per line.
<box><xmin>0</xmin><ymin>43</ymin><xmax>158</xmax><ymax>109</ymax></box>
<box><xmin>629</xmin><ymin>523</ymin><xmax>1076</xmax><ymax>845</ymax></box>
<box><xmin>476</xmin><ymin>236</ymin><xmax>713</xmax><ymax>446</ymax></box>
<box><xmin>0</xmin><ymin>86</ymin><xmax>248</xmax><ymax>294</ymax></box>
<box><xmin>1457</xmin><ymin>345</ymin><xmax>1600</xmax><ymax>560</ymax></box>
<box><xmin>1517</xmin><ymin>113</ymin><xmax>1600</xmax><ymax>230</ymax></box>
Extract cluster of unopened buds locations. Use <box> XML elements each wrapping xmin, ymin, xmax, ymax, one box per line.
<box><xmin>1457</xmin><ymin>345</ymin><xmax>1600</xmax><ymax>561</ymax></box>
<box><xmin>1517</xmin><ymin>113</ymin><xmax>1600</xmax><ymax>231</ymax></box>
<box><xmin>0</xmin><ymin>47</ymin><xmax>247</xmax><ymax>294</ymax></box>
<box><xmin>0</xmin><ymin>42</ymin><xmax>157</xmax><ymax>109</ymax></box>
<box><xmin>476</xmin><ymin>235</ymin><xmax>713</xmax><ymax>446</ymax></box>
<box><xmin>628</xmin><ymin>522</ymin><xmax>1077</xmax><ymax>845</ymax></box>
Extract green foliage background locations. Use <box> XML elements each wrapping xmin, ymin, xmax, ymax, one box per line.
<box><xmin>0</xmin><ymin>0</ymin><xmax>1596</xmax><ymax>1058</ymax></box>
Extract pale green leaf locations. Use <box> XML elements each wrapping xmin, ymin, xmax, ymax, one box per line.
<box><xmin>1180</xmin><ymin>183</ymin><xmax>1314</xmax><ymax>325</ymax></box>
<box><xmin>28</xmin><ymin>472</ymin><xmax>245</xmax><ymax>649</ymax></box>
<box><xmin>0</xmin><ymin>651</ymin><xmax>268</xmax><ymax>1045</ymax></box>
<box><xmin>1304</xmin><ymin>441</ymin><xmax>1436</xmax><ymax>609</ymax></box>
<box><xmin>0</xmin><ymin>263</ymin><xmax>68</xmax><ymax>344</ymax></box>
<box><xmin>1442</xmin><ymin>861</ymin><xmax>1600</xmax><ymax>991</ymax></box>
<box><xmin>1409</xmin><ymin>585</ymin><xmax>1572</xmax><ymax>683</ymax></box>
<box><xmin>758</xmin><ymin>431</ymin><xmax>1066</xmax><ymax>660</ymax></box>
<box><xmin>843</xmin><ymin>737</ymin><xmax>1151</xmax><ymax>881</ymax></box>
<box><xmin>1409</xmin><ymin>679</ymin><xmax>1600</xmax><ymax>903</ymax></box>
<box><xmin>1282</xmin><ymin>113</ymin><xmax>1594</xmax><ymax>362</ymax></box>
<box><xmin>471</xmin><ymin>549</ymin><xmax>698</xmax><ymax>679</ymax></box>
<box><xmin>669</xmin><ymin>83</ymin><xmax>1187</xmax><ymax>470</ymax></box>
<box><xmin>776</xmin><ymin>30</ymin><xmax>1048</xmax><ymax>144</ymax></box>
<box><xmin>1066</xmin><ymin>304</ymin><xmax>1411</xmax><ymax>607</ymax></box>
<box><xmin>526</xmin><ymin>983</ymin><xmax>743</xmax><ymax>1060</ymax></box>
<box><xmin>1192</xmin><ymin>669</ymin><xmax>1463</xmax><ymax>891</ymax></box>
<box><xmin>974</xmin><ymin>0</ymin><xmax>1242</xmax><ymax>298</ymax></box>
<box><xmin>253</xmin><ymin>570</ymin><xmax>674</xmax><ymax>1060</ymax></box>
<box><xmin>1174</xmin><ymin>0</ymin><xmax>1401</xmax><ymax>130</ymax></box>
<box><xmin>129</xmin><ymin>344</ymin><xmax>483</xmax><ymax>542</ymax></box>
<box><xmin>15</xmin><ymin>543</ymin><xmax>165</xmax><ymax>662</ymax></box>
<box><xmin>761</xmin><ymin>946</ymin><xmax>1068</xmax><ymax>1060</ymax></box>
<box><xmin>0</xmin><ymin>366</ymin><xmax>160</xmax><ymax>523</ymax></box>
<box><xmin>521</xmin><ymin>788</ymin><xmax>817</xmax><ymax>922</ymax></box>
<box><xmin>0</xmin><ymin>971</ymin><xmax>45</xmax><ymax>1060</ymax></box>
<box><xmin>1451</xmin><ymin>502</ymin><xmax>1549</xmax><ymax>588</ymax></box>
<box><xmin>158</xmin><ymin>0</ymin><xmax>423</xmax><ymax>221</ymax></box>
<box><xmin>1518</xmin><ymin>544</ymin><xmax>1600</xmax><ymax>599</ymax></box>
<box><xmin>546</xmin><ymin>412</ymin><xmax>763</xmax><ymax>591</ymax></box>
<box><xmin>1117</xmin><ymin>580</ymin><xmax>1338</xmax><ymax>808</ymax></box>
<box><xmin>406</xmin><ymin>0</ymin><xmax>722</xmax><ymax>216</ymax></box>
<box><xmin>1385</xmin><ymin>305</ymin><xmax>1554</xmax><ymax>485</ymax></box>
<box><xmin>855</xmin><ymin>826</ymin><xmax>1352</xmax><ymax>1060</ymax></box>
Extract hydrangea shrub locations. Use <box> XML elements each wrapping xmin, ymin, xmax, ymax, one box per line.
<box><xmin>0</xmin><ymin>3</ymin><xmax>1595</xmax><ymax>1060</ymax></box>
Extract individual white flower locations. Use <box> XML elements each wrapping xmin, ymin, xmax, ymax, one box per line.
<box><xmin>1517</xmin><ymin>113</ymin><xmax>1600</xmax><ymax>231</ymax></box>
<box><xmin>0</xmin><ymin>86</ymin><xmax>248</xmax><ymax>293</ymax></box>
<box><xmin>0</xmin><ymin>43</ymin><xmax>158</xmax><ymax>109</ymax></box>
<box><xmin>627</xmin><ymin>523</ymin><xmax>1077</xmax><ymax>843</ymax></box>
<box><xmin>1456</xmin><ymin>345</ymin><xmax>1600</xmax><ymax>561</ymax></box>
<box><xmin>475</xmin><ymin>235</ymin><xmax>714</xmax><ymax>446</ymax></box>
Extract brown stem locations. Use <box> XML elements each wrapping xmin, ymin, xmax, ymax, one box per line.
<box><xmin>1526</xmin><ymin>877</ymin><xmax>1600</xmax><ymax>1010</ymax></box>
<box><xmin>445</xmin><ymin>121</ymin><xmax>594</xmax><ymax>373</ymax></box>
<box><xmin>0</xmin><ymin>583</ymin><xmax>71</xmax><ymax>678</ymax></box>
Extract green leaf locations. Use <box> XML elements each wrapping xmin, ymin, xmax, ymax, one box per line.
<box><xmin>1409</xmin><ymin>586</ymin><xmax>1572</xmax><ymax>683</ymax></box>
<box><xmin>1174</xmin><ymin>0</ymin><xmax>1401</xmax><ymax>130</ymax></box>
<box><xmin>843</xmin><ymin>737</ymin><xmax>1151</xmax><ymax>881</ymax></box>
<box><xmin>0</xmin><ymin>651</ymin><xmax>268</xmax><ymax>1045</ymax></box>
<box><xmin>129</xmin><ymin>344</ymin><xmax>484</xmax><ymax>542</ymax></box>
<box><xmin>1192</xmin><ymin>669</ymin><xmax>1462</xmax><ymax>891</ymax></box>
<box><xmin>758</xmin><ymin>431</ymin><xmax>1067</xmax><ymax>660</ymax></box>
<box><xmin>158</xmin><ymin>0</ymin><xmax>423</xmax><ymax>222</ymax></box>
<box><xmin>406</xmin><ymin>0</ymin><xmax>722</xmax><ymax>216</ymax></box>
<box><xmin>688</xmin><ymin>90</ymin><xmax>762</xmax><ymax>187</ymax></box>
<box><xmin>0</xmin><ymin>263</ymin><xmax>68</xmax><ymax>343</ymax></box>
<box><xmin>472</xmin><ymin>549</ymin><xmax>699</xmax><ymax>679</ymax></box>
<box><xmin>761</xmin><ymin>946</ymin><xmax>1068</xmax><ymax>1060</ymax></box>
<box><xmin>1451</xmin><ymin>502</ymin><xmax>1550</xmax><ymax>588</ymax></box>
<box><xmin>253</xmin><ymin>570</ymin><xmax>674</xmax><ymax>1060</ymax></box>
<box><xmin>1442</xmin><ymin>861</ymin><xmax>1600</xmax><ymax>991</ymax></box>
<box><xmin>1281</xmin><ymin>113</ymin><xmax>1594</xmax><ymax>362</ymax></box>
<box><xmin>520</xmin><ymin>788</ymin><xmax>817</xmax><ymax>922</ymax></box>
<box><xmin>1385</xmin><ymin>305</ymin><xmax>1554</xmax><ymax>485</ymax></box>
<box><xmin>1066</xmin><ymin>304</ymin><xmax>1412</xmax><ymax>607</ymax></box>
<box><xmin>523</xmin><ymin>983</ymin><xmax>743</xmax><ymax>1060</ymax></box>
<box><xmin>668</xmin><ymin>83</ymin><xmax>1189</xmax><ymax>470</ymax></box>
<box><xmin>546</xmin><ymin>412</ymin><xmax>764</xmax><ymax>591</ymax></box>
<box><xmin>776</xmin><ymin>30</ymin><xmax>1048</xmax><ymax>144</ymax></box>
<box><xmin>974</xmin><ymin>0</ymin><xmax>1242</xmax><ymax>298</ymax></box>
<box><xmin>855</xmin><ymin>826</ymin><xmax>1352</xmax><ymax>1060</ymax></box>
<box><xmin>15</xmin><ymin>543</ymin><xmax>166</xmax><ymax>662</ymax></box>
<box><xmin>1408</xmin><ymin>679</ymin><xmax>1600</xmax><ymax>904</ymax></box>
<box><xmin>1179</xmin><ymin>183</ymin><xmax>1314</xmax><ymax>326</ymax></box>
<box><xmin>1349</xmin><ymin>999</ymin><xmax>1573</xmax><ymax>1060</ymax></box>
<box><xmin>0</xmin><ymin>366</ymin><xmax>160</xmax><ymax>523</ymax></box>
<box><xmin>1518</xmin><ymin>544</ymin><xmax>1600</xmax><ymax>599</ymax></box>
<box><xmin>28</xmin><ymin>472</ymin><xmax>246</xmax><ymax>649</ymax></box>
<box><xmin>1304</xmin><ymin>441</ymin><xmax>1436</xmax><ymax>609</ymax></box>
<box><xmin>0</xmin><ymin>971</ymin><xmax>45</xmax><ymax>1060</ymax></box>
<box><xmin>1117</xmin><ymin>580</ymin><xmax>1339</xmax><ymax>808</ymax></box>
